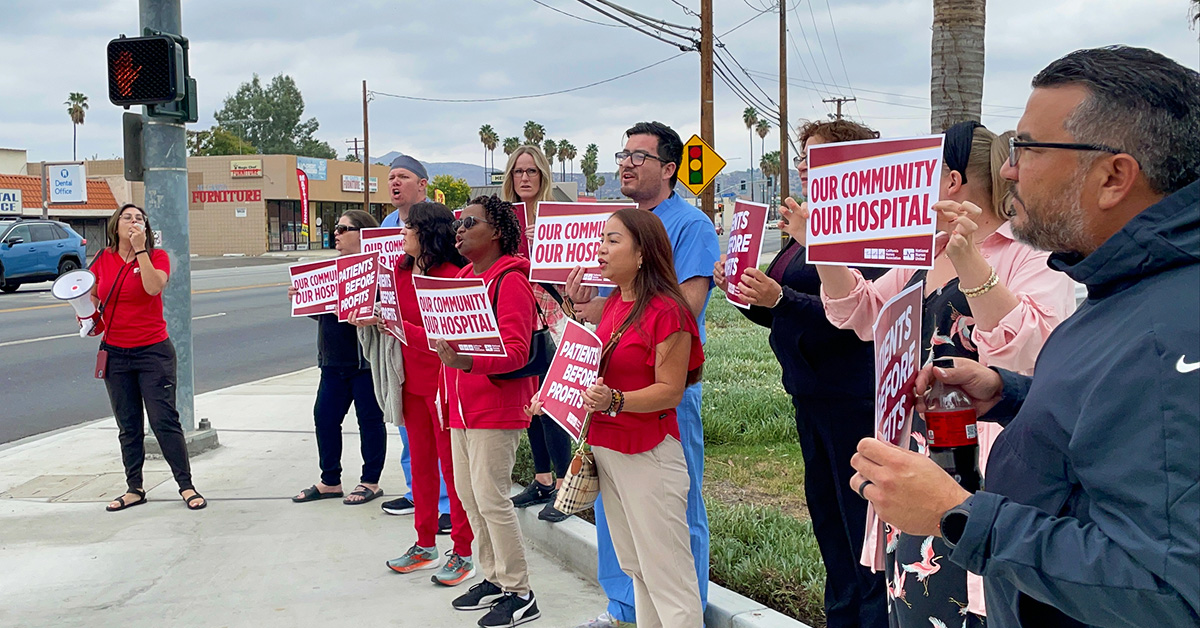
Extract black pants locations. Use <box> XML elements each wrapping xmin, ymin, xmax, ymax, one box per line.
<box><xmin>103</xmin><ymin>339</ymin><xmax>193</xmax><ymax>493</ymax></box>
<box><xmin>794</xmin><ymin>396</ymin><xmax>888</xmax><ymax>628</ymax></box>
<box><xmin>314</xmin><ymin>365</ymin><xmax>386</xmax><ymax>486</ymax></box>
<box><xmin>527</xmin><ymin>413</ymin><xmax>573</xmax><ymax>479</ymax></box>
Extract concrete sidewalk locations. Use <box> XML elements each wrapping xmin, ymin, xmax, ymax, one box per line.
<box><xmin>0</xmin><ymin>368</ymin><xmax>605</xmax><ymax>628</ymax></box>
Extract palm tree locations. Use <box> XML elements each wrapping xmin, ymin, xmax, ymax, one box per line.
<box><xmin>543</xmin><ymin>139</ymin><xmax>557</xmax><ymax>180</ymax></box>
<box><xmin>479</xmin><ymin>124</ymin><xmax>498</xmax><ymax>183</ymax></box>
<box><xmin>503</xmin><ymin>136</ymin><xmax>520</xmax><ymax>156</ymax></box>
<box><xmin>581</xmin><ymin>143</ymin><xmax>600</xmax><ymax>194</ymax></box>
<box><xmin>523</xmin><ymin>121</ymin><xmax>545</xmax><ymax>146</ymax></box>
<box><xmin>756</xmin><ymin>119</ymin><xmax>771</xmax><ymax>187</ymax></box>
<box><xmin>931</xmin><ymin>0</ymin><xmax>985</xmax><ymax>132</ymax></box>
<box><xmin>561</xmin><ymin>142</ymin><xmax>577</xmax><ymax>182</ymax></box>
<box><xmin>743</xmin><ymin>107</ymin><xmax>758</xmax><ymax>202</ymax></box>
<box><xmin>65</xmin><ymin>92</ymin><xmax>89</xmax><ymax>160</ymax></box>
<box><xmin>761</xmin><ymin>151</ymin><xmax>780</xmax><ymax>208</ymax></box>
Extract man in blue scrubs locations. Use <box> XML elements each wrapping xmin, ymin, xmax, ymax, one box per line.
<box><xmin>573</xmin><ymin>121</ymin><xmax>720</xmax><ymax>627</ymax></box>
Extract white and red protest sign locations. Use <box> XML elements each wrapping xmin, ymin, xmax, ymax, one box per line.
<box><xmin>289</xmin><ymin>259</ymin><xmax>338</xmax><ymax>317</ymax></box>
<box><xmin>376</xmin><ymin>263</ymin><xmax>407</xmax><ymax>343</ymax></box>
<box><xmin>336</xmin><ymin>251</ymin><xmax>380</xmax><ymax>322</ymax></box>
<box><xmin>412</xmin><ymin>275</ymin><xmax>507</xmax><ymax>357</ymax></box>
<box><xmin>806</xmin><ymin>135</ymin><xmax>944</xmax><ymax>269</ymax></box>
<box><xmin>529</xmin><ymin>202</ymin><xmax>634</xmax><ymax>286</ymax></box>
<box><xmin>722</xmin><ymin>199</ymin><xmax>770</xmax><ymax>309</ymax></box>
<box><xmin>361</xmin><ymin>227</ymin><xmax>406</xmax><ymax>271</ymax></box>
<box><xmin>537</xmin><ymin>319</ymin><xmax>603</xmax><ymax>441</ymax></box>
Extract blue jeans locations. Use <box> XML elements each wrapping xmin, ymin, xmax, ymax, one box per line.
<box><xmin>596</xmin><ymin>382</ymin><xmax>708</xmax><ymax>622</ymax></box>
<box><xmin>399</xmin><ymin>425</ymin><xmax>450</xmax><ymax>512</ymax></box>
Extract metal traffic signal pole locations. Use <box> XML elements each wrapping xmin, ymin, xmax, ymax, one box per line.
<box><xmin>139</xmin><ymin>0</ymin><xmax>217</xmax><ymax>453</ymax></box>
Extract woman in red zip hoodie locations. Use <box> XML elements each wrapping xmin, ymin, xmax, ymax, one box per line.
<box><xmin>436</xmin><ymin>195</ymin><xmax>542</xmax><ymax>628</ymax></box>
<box><xmin>374</xmin><ymin>201</ymin><xmax>478</xmax><ymax>587</ymax></box>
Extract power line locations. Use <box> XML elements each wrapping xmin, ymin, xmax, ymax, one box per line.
<box><xmin>667</xmin><ymin>0</ymin><xmax>700</xmax><ymax>18</ymax></box>
<box><xmin>370</xmin><ymin>52</ymin><xmax>688</xmax><ymax>103</ymax></box>
<box><xmin>745</xmin><ymin>68</ymin><xmax>1025</xmax><ymax>115</ymax></box>
<box><xmin>589</xmin><ymin>0</ymin><xmax>698</xmax><ymax>31</ymax></box>
<box><xmin>530</xmin><ymin>0</ymin><xmax>622</xmax><ymax>26</ymax></box>
<box><xmin>789</xmin><ymin>3</ymin><xmax>835</xmax><ymax>113</ymax></box>
<box><xmin>574</xmin><ymin>0</ymin><xmax>697</xmax><ymax>50</ymax></box>
<box><xmin>803</xmin><ymin>0</ymin><xmax>842</xmax><ymax>103</ymax></box>
<box><xmin>820</xmin><ymin>0</ymin><xmax>863</xmax><ymax>120</ymax></box>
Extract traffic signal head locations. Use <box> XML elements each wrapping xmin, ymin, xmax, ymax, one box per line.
<box><xmin>687</xmin><ymin>145</ymin><xmax>703</xmax><ymax>186</ymax></box>
<box><xmin>107</xmin><ymin>35</ymin><xmax>185</xmax><ymax>106</ymax></box>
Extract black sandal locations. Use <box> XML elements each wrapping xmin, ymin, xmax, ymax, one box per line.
<box><xmin>292</xmin><ymin>485</ymin><xmax>344</xmax><ymax>503</ymax></box>
<box><xmin>180</xmin><ymin>489</ymin><xmax>207</xmax><ymax>510</ymax></box>
<box><xmin>343</xmin><ymin>484</ymin><xmax>383</xmax><ymax>505</ymax></box>
<box><xmin>106</xmin><ymin>488</ymin><xmax>147</xmax><ymax>512</ymax></box>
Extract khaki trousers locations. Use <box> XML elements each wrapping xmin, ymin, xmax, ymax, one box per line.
<box><xmin>594</xmin><ymin>436</ymin><xmax>702</xmax><ymax>628</ymax></box>
<box><xmin>451</xmin><ymin>427</ymin><xmax>530</xmax><ymax>595</ymax></box>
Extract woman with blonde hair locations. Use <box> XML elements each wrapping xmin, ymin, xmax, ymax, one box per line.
<box><xmin>499</xmin><ymin>145</ymin><xmax>573</xmax><ymax>523</ymax></box>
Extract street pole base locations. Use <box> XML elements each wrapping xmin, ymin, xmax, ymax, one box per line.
<box><xmin>145</xmin><ymin>428</ymin><xmax>220</xmax><ymax>459</ymax></box>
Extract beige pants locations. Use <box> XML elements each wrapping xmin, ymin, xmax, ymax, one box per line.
<box><xmin>451</xmin><ymin>427</ymin><xmax>530</xmax><ymax>595</ymax></box>
<box><xmin>595</xmin><ymin>436</ymin><xmax>702</xmax><ymax>628</ymax></box>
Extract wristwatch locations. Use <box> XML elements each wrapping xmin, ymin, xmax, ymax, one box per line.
<box><xmin>939</xmin><ymin>495</ymin><xmax>974</xmax><ymax>550</ymax></box>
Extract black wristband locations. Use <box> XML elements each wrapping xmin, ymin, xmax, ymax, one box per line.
<box><xmin>135</xmin><ymin>250</ymin><xmax>149</xmax><ymax>257</ymax></box>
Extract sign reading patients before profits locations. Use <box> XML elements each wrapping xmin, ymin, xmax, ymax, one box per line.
<box><xmin>722</xmin><ymin>199</ymin><xmax>770</xmax><ymax>309</ymax></box>
<box><xmin>537</xmin><ymin>319</ymin><xmax>603</xmax><ymax>441</ymax></box>
<box><xmin>376</xmin><ymin>264</ymin><xmax>407</xmax><ymax>344</ymax></box>
<box><xmin>49</xmin><ymin>164</ymin><xmax>87</xmax><ymax>204</ymax></box>
<box><xmin>412</xmin><ymin>275</ymin><xmax>507</xmax><ymax>357</ymax></box>
<box><xmin>289</xmin><ymin>259</ymin><xmax>338</xmax><ymax>317</ymax></box>
<box><xmin>335</xmin><ymin>252</ymin><xmax>380</xmax><ymax>322</ymax></box>
<box><xmin>805</xmin><ymin>135</ymin><xmax>943</xmax><ymax>269</ymax></box>
<box><xmin>529</xmin><ymin>202</ymin><xmax>634</xmax><ymax>286</ymax></box>
<box><xmin>679</xmin><ymin>134</ymin><xmax>726</xmax><ymax>196</ymax></box>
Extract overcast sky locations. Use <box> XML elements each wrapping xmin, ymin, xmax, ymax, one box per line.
<box><xmin>1</xmin><ymin>0</ymin><xmax>1196</xmax><ymax>173</ymax></box>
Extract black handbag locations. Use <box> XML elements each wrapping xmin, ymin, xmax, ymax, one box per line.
<box><xmin>489</xmin><ymin>269</ymin><xmax>556</xmax><ymax>380</ymax></box>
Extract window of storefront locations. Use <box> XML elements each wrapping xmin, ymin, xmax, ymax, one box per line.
<box><xmin>267</xmin><ymin>200</ymin><xmax>303</xmax><ymax>251</ymax></box>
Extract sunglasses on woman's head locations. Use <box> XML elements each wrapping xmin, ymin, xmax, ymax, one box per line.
<box><xmin>452</xmin><ymin>216</ymin><xmax>489</xmax><ymax>231</ymax></box>
<box><xmin>333</xmin><ymin>224</ymin><xmax>360</xmax><ymax>235</ymax></box>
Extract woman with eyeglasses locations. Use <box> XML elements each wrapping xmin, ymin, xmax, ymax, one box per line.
<box><xmin>93</xmin><ymin>204</ymin><xmax>206</xmax><ymax>512</ymax></box>
<box><xmin>289</xmin><ymin>210</ymin><xmax>388</xmax><ymax>506</ymax></box>
<box><xmin>437</xmin><ymin>195</ymin><xmax>542</xmax><ymax>627</ymax></box>
<box><xmin>499</xmin><ymin>145</ymin><xmax>573</xmax><ymax>523</ymax></box>
<box><xmin>782</xmin><ymin>121</ymin><xmax>1075</xmax><ymax>627</ymax></box>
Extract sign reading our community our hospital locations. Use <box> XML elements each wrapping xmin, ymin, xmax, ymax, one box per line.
<box><xmin>361</xmin><ymin>227</ymin><xmax>406</xmax><ymax>271</ymax></box>
<box><xmin>536</xmin><ymin>319</ymin><xmax>603</xmax><ymax>441</ymax></box>
<box><xmin>48</xmin><ymin>164</ymin><xmax>86</xmax><ymax>204</ymax></box>
<box><xmin>529</xmin><ymin>202</ymin><xmax>634</xmax><ymax>287</ymax></box>
<box><xmin>805</xmin><ymin>135</ymin><xmax>944</xmax><ymax>269</ymax></box>
<box><xmin>289</xmin><ymin>259</ymin><xmax>338</xmax><ymax>316</ymax></box>
<box><xmin>412</xmin><ymin>275</ymin><xmax>506</xmax><ymax>357</ymax></box>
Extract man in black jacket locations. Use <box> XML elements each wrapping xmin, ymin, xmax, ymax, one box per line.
<box><xmin>849</xmin><ymin>46</ymin><xmax>1199</xmax><ymax>627</ymax></box>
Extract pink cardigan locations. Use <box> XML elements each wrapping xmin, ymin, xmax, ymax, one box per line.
<box><xmin>823</xmin><ymin>223</ymin><xmax>1077</xmax><ymax>616</ymax></box>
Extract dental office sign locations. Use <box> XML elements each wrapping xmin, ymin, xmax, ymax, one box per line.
<box><xmin>0</xmin><ymin>189</ymin><xmax>20</xmax><ymax>214</ymax></box>
<box><xmin>48</xmin><ymin>164</ymin><xmax>86</xmax><ymax>204</ymax></box>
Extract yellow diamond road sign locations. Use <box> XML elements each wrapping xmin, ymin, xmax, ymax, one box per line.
<box><xmin>680</xmin><ymin>134</ymin><xmax>726</xmax><ymax>196</ymax></box>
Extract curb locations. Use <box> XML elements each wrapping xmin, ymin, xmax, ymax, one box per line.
<box><xmin>513</xmin><ymin>486</ymin><xmax>813</xmax><ymax>628</ymax></box>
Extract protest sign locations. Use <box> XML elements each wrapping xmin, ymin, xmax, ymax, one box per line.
<box><xmin>336</xmin><ymin>252</ymin><xmax>380</xmax><ymax>322</ymax></box>
<box><xmin>289</xmin><ymin>259</ymin><xmax>338</xmax><ymax>317</ymax></box>
<box><xmin>806</xmin><ymin>135</ymin><xmax>944</xmax><ymax>268</ymax></box>
<box><xmin>536</xmin><ymin>319</ymin><xmax>603</xmax><ymax>441</ymax></box>
<box><xmin>376</xmin><ymin>263</ymin><xmax>406</xmax><ymax>343</ymax></box>
<box><xmin>722</xmin><ymin>199</ymin><xmax>770</xmax><ymax>309</ymax></box>
<box><xmin>412</xmin><ymin>275</ymin><xmax>507</xmax><ymax>357</ymax></box>
<box><xmin>868</xmin><ymin>280</ymin><xmax>923</xmax><ymax>565</ymax></box>
<box><xmin>361</xmin><ymin>227</ymin><xmax>406</xmax><ymax>271</ymax></box>
<box><xmin>529</xmin><ymin>202</ymin><xmax>634</xmax><ymax>286</ymax></box>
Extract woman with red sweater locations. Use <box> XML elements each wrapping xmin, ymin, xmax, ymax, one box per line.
<box><xmin>557</xmin><ymin>208</ymin><xmax>706</xmax><ymax>628</ymax></box>
<box><xmin>379</xmin><ymin>202</ymin><xmax>476</xmax><ymax>587</ymax></box>
<box><xmin>92</xmin><ymin>204</ymin><xmax>205</xmax><ymax>512</ymax></box>
<box><xmin>437</xmin><ymin>195</ymin><xmax>541</xmax><ymax>628</ymax></box>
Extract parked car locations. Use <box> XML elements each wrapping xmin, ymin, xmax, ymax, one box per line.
<box><xmin>0</xmin><ymin>218</ymin><xmax>89</xmax><ymax>293</ymax></box>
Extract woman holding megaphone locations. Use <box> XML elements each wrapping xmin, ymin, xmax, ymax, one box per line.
<box><xmin>91</xmin><ymin>204</ymin><xmax>205</xmax><ymax>512</ymax></box>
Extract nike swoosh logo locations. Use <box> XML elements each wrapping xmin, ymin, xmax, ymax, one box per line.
<box><xmin>1177</xmin><ymin>356</ymin><xmax>1200</xmax><ymax>374</ymax></box>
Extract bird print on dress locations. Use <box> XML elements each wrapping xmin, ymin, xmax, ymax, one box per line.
<box><xmin>902</xmin><ymin>536</ymin><xmax>943</xmax><ymax>596</ymax></box>
<box><xmin>888</xmin><ymin>555</ymin><xmax>911</xmax><ymax>610</ymax></box>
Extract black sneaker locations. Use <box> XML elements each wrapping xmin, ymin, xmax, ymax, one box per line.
<box><xmin>437</xmin><ymin>512</ymin><xmax>453</xmax><ymax>535</ymax></box>
<box><xmin>452</xmin><ymin>579</ymin><xmax>504</xmax><ymax>611</ymax></box>
<box><xmin>381</xmin><ymin>496</ymin><xmax>415</xmax><ymax>515</ymax></box>
<box><xmin>511</xmin><ymin>481</ymin><xmax>555</xmax><ymax>508</ymax></box>
<box><xmin>478</xmin><ymin>591</ymin><xmax>540</xmax><ymax>627</ymax></box>
<box><xmin>537</xmin><ymin>499</ymin><xmax>569</xmax><ymax>523</ymax></box>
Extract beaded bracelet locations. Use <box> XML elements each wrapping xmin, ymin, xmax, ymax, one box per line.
<box><xmin>606</xmin><ymin>389</ymin><xmax>625</xmax><ymax>416</ymax></box>
<box><xmin>961</xmin><ymin>268</ymin><xmax>999</xmax><ymax>298</ymax></box>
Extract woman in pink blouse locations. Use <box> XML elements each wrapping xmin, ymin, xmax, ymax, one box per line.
<box><xmin>782</xmin><ymin>122</ymin><xmax>1075</xmax><ymax>627</ymax></box>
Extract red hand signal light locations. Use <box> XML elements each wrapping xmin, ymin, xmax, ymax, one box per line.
<box><xmin>113</xmin><ymin>50</ymin><xmax>142</xmax><ymax>98</ymax></box>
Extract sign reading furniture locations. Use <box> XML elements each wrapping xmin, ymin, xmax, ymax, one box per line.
<box><xmin>190</xmin><ymin>189</ymin><xmax>263</xmax><ymax>204</ymax></box>
<box><xmin>230</xmin><ymin>159</ymin><xmax>263</xmax><ymax>178</ymax></box>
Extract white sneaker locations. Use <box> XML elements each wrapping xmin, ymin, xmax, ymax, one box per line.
<box><xmin>574</xmin><ymin>612</ymin><xmax>633</xmax><ymax>628</ymax></box>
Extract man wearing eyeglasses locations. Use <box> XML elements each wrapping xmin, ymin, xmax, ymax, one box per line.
<box><xmin>567</xmin><ymin>121</ymin><xmax>720</xmax><ymax>628</ymax></box>
<box><xmin>850</xmin><ymin>46</ymin><xmax>1199</xmax><ymax>628</ymax></box>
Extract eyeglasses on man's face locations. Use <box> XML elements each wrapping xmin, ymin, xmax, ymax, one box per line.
<box><xmin>1008</xmin><ymin>136</ymin><xmax>1130</xmax><ymax>168</ymax></box>
<box><xmin>333</xmin><ymin>224</ymin><xmax>360</xmax><ymax>235</ymax></box>
<box><xmin>452</xmin><ymin>216</ymin><xmax>490</xmax><ymax>231</ymax></box>
<box><xmin>511</xmin><ymin>168</ymin><xmax>539</xmax><ymax>179</ymax></box>
<box><xmin>615</xmin><ymin>151</ymin><xmax>667</xmax><ymax>167</ymax></box>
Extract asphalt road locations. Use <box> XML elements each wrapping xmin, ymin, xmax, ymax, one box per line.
<box><xmin>0</xmin><ymin>258</ymin><xmax>316</xmax><ymax>445</ymax></box>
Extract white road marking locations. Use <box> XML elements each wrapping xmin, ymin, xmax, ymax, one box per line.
<box><xmin>0</xmin><ymin>313</ymin><xmax>228</xmax><ymax>347</ymax></box>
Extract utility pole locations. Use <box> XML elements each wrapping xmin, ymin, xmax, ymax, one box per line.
<box><xmin>700</xmin><ymin>0</ymin><xmax>715</xmax><ymax>222</ymax></box>
<box><xmin>362</xmin><ymin>81</ymin><xmax>371</xmax><ymax>214</ymax></box>
<box><xmin>139</xmin><ymin>0</ymin><xmax>217</xmax><ymax>453</ymax></box>
<box><xmin>778</xmin><ymin>0</ymin><xmax>789</xmax><ymax>206</ymax></box>
<box><xmin>823</xmin><ymin>96</ymin><xmax>856</xmax><ymax>120</ymax></box>
<box><xmin>345</xmin><ymin>138</ymin><xmax>363</xmax><ymax>161</ymax></box>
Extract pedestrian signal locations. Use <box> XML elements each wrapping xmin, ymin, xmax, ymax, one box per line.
<box><xmin>107</xmin><ymin>35</ymin><xmax>186</xmax><ymax>106</ymax></box>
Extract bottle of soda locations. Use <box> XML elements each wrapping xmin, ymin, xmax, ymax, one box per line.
<box><xmin>922</xmin><ymin>357</ymin><xmax>981</xmax><ymax>492</ymax></box>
